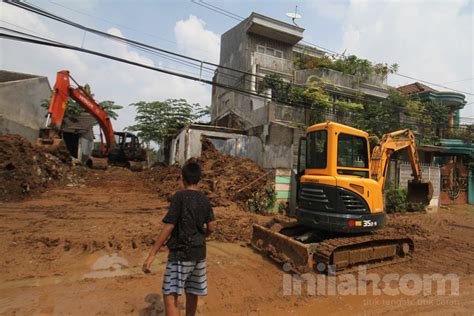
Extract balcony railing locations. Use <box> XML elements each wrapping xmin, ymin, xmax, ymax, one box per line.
<box><xmin>252</xmin><ymin>52</ymin><xmax>293</xmax><ymax>75</ymax></box>
<box><xmin>294</xmin><ymin>67</ymin><xmax>388</xmax><ymax>91</ymax></box>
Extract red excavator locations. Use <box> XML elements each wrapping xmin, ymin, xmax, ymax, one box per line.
<box><xmin>37</xmin><ymin>70</ymin><xmax>146</xmax><ymax>170</ymax></box>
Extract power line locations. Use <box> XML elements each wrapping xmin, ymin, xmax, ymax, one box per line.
<box><xmin>3</xmin><ymin>30</ymin><xmax>472</xmax><ymax>132</ymax></box>
<box><xmin>191</xmin><ymin>0</ymin><xmax>245</xmax><ymax>22</ymax></box>
<box><xmin>5</xmin><ymin>1</ymin><xmax>259</xmax><ymax>86</ymax></box>
<box><xmin>392</xmin><ymin>73</ymin><xmax>474</xmax><ymax>96</ymax></box>
<box><xmin>47</xmin><ymin>0</ymin><xmax>215</xmax><ymax>55</ymax></box>
<box><xmin>440</xmin><ymin>78</ymin><xmax>474</xmax><ymax>84</ymax></box>
<box><xmin>189</xmin><ymin>0</ymin><xmax>474</xmax><ymax>96</ymax></box>
<box><xmin>4</xmin><ymin>1</ymin><xmax>474</xmax><ymax>121</ymax></box>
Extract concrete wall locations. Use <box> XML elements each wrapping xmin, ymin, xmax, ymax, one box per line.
<box><xmin>77</xmin><ymin>135</ymin><xmax>93</xmax><ymax>163</ymax></box>
<box><xmin>170</xmin><ymin>127</ymin><xmax>255</xmax><ymax>166</ymax></box>
<box><xmin>262</xmin><ymin>122</ymin><xmax>295</xmax><ymax>169</ymax></box>
<box><xmin>0</xmin><ymin>75</ymin><xmax>50</xmax><ymax>143</ymax></box>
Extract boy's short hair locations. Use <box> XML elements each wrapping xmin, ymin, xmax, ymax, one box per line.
<box><xmin>182</xmin><ymin>160</ymin><xmax>201</xmax><ymax>184</ymax></box>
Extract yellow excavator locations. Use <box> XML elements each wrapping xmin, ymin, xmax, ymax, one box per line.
<box><xmin>251</xmin><ymin>121</ymin><xmax>432</xmax><ymax>274</ymax></box>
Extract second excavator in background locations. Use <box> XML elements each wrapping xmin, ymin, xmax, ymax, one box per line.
<box><xmin>252</xmin><ymin>121</ymin><xmax>432</xmax><ymax>274</ymax></box>
<box><xmin>36</xmin><ymin>70</ymin><xmax>147</xmax><ymax>170</ymax></box>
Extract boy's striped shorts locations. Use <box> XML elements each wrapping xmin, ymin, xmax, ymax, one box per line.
<box><xmin>162</xmin><ymin>259</ymin><xmax>207</xmax><ymax>296</ymax></box>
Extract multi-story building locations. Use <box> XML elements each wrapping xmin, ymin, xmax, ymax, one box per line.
<box><xmin>210</xmin><ymin>12</ymin><xmax>391</xmax><ymax>170</ymax></box>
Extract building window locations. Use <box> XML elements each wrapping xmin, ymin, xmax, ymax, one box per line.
<box><xmin>256</xmin><ymin>45</ymin><xmax>283</xmax><ymax>59</ymax></box>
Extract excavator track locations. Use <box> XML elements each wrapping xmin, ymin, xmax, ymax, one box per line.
<box><xmin>313</xmin><ymin>231</ymin><xmax>414</xmax><ymax>274</ymax></box>
<box><xmin>251</xmin><ymin>221</ymin><xmax>414</xmax><ymax>275</ymax></box>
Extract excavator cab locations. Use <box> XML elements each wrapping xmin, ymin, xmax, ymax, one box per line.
<box><xmin>109</xmin><ymin>132</ymin><xmax>147</xmax><ymax>171</ymax></box>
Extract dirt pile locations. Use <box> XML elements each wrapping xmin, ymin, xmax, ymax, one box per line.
<box><xmin>0</xmin><ymin>134</ymin><xmax>79</xmax><ymax>201</ymax></box>
<box><xmin>145</xmin><ymin>140</ymin><xmax>274</xmax><ymax>211</ymax></box>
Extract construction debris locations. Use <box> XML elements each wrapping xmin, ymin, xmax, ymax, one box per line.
<box><xmin>0</xmin><ymin>134</ymin><xmax>82</xmax><ymax>201</ymax></box>
<box><xmin>144</xmin><ymin>139</ymin><xmax>275</xmax><ymax>212</ymax></box>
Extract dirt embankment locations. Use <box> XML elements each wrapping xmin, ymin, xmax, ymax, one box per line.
<box><xmin>144</xmin><ymin>140</ymin><xmax>274</xmax><ymax>211</ymax></box>
<box><xmin>0</xmin><ymin>134</ymin><xmax>83</xmax><ymax>202</ymax></box>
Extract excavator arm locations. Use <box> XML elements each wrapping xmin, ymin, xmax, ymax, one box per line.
<box><xmin>42</xmin><ymin>70</ymin><xmax>115</xmax><ymax>155</ymax></box>
<box><xmin>370</xmin><ymin>129</ymin><xmax>421</xmax><ymax>187</ymax></box>
<box><xmin>370</xmin><ymin>129</ymin><xmax>432</xmax><ymax>205</ymax></box>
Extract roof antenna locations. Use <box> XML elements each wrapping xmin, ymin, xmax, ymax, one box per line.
<box><xmin>286</xmin><ymin>5</ymin><xmax>302</xmax><ymax>26</ymax></box>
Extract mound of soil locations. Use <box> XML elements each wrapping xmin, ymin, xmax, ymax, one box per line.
<box><xmin>144</xmin><ymin>140</ymin><xmax>274</xmax><ymax>211</ymax></box>
<box><xmin>0</xmin><ymin>134</ymin><xmax>78</xmax><ymax>201</ymax></box>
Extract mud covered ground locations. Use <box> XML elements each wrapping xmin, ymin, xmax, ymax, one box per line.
<box><xmin>0</xmin><ymin>168</ymin><xmax>473</xmax><ymax>315</ymax></box>
<box><xmin>0</xmin><ymin>135</ymin><xmax>82</xmax><ymax>202</ymax></box>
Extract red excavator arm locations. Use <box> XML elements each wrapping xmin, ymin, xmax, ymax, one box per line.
<box><xmin>43</xmin><ymin>70</ymin><xmax>115</xmax><ymax>155</ymax></box>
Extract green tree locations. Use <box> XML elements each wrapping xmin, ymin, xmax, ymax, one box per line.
<box><xmin>127</xmin><ymin>99</ymin><xmax>207</xmax><ymax>147</ymax></box>
<box><xmin>41</xmin><ymin>84</ymin><xmax>123</xmax><ymax>122</ymax></box>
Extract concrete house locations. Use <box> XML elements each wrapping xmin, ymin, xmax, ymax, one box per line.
<box><xmin>397</xmin><ymin>82</ymin><xmax>473</xmax><ymax>205</ymax></box>
<box><xmin>0</xmin><ymin>70</ymin><xmax>50</xmax><ymax>143</ymax></box>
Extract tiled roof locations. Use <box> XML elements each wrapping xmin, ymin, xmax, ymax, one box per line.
<box><xmin>397</xmin><ymin>82</ymin><xmax>437</xmax><ymax>95</ymax></box>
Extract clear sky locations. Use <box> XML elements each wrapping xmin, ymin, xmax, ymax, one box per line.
<box><xmin>1</xmin><ymin>0</ymin><xmax>473</xmax><ymax>134</ymax></box>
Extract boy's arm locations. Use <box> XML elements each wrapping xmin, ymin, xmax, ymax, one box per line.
<box><xmin>142</xmin><ymin>223</ymin><xmax>174</xmax><ymax>273</ymax></box>
<box><xmin>205</xmin><ymin>220</ymin><xmax>217</xmax><ymax>237</ymax></box>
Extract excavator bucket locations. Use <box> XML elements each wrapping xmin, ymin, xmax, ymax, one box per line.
<box><xmin>407</xmin><ymin>180</ymin><xmax>433</xmax><ymax>206</ymax></box>
<box><xmin>36</xmin><ymin>128</ymin><xmax>65</xmax><ymax>153</ymax></box>
<box><xmin>36</xmin><ymin>137</ymin><xmax>65</xmax><ymax>153</ymax></box>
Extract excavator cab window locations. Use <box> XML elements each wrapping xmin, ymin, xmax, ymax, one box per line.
<box><xmin>337</xmin><ymin>133</ymin><xmax>369</xmax><ymax>178</ymax></box>
<box><xmin>124</xmin><ymin>135</ymin><xmax>136</xmax><ymax>148</ymax></box>
<box><xmin>114</xmin><ymin>134</ymin><xmax>124</xmax><ymax>145</ymax></box>
<box><xmin>306</xmin><ymin>130</ymin><xmax>327</xmax><ymax>169</ymax></box>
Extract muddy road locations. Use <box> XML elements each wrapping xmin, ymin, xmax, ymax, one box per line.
<box><xmin>0</xmin><ymin>168</ymin><xmax>473</xmax><ymax>315</ymax></box>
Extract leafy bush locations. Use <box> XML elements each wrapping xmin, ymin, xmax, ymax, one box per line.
<box><xmin>246</xmin><ymin>185</ymin><xmax>276</xmax><ymax>214</ymax></box>
<box><xmin>385</xmin><ymin>188</ymin><xmax>407</xmax><ymax>213</ymax></box>
<box><xmin>293</xmin><ymin>52</ymin><xmax>398</xmax><ymax>80</ymax></box>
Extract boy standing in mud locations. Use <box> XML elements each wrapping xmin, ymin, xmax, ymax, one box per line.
<box><xmin>143</xmin><ymin>160</ymin><xmax>216</xmax><ymax>316</ymax></box>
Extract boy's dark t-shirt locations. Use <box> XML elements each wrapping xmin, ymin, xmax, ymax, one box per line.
<box><xmin>162</xmin><ymin>189</ymin><xmax>214</xmax><ymax>261</ymax></box>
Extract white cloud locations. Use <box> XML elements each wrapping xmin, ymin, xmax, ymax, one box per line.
<box><xmin>338</xmin><ymin>0</ymin><xmax>473</xmax><ymax>119</ymax></box>
<box><xmin>308</xmin><ymin>1</ymin><xmax>348</xmax><ymax>21</ymax></box>
<box><xmin>174</xmin><ymin>15</ymin><xmax>221</xmax><ymax>63</ymax></box>
<box><xmin>0</xmin><ymin>3</ymin><xmax>217</xmax><ymax>136</ymax></box>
